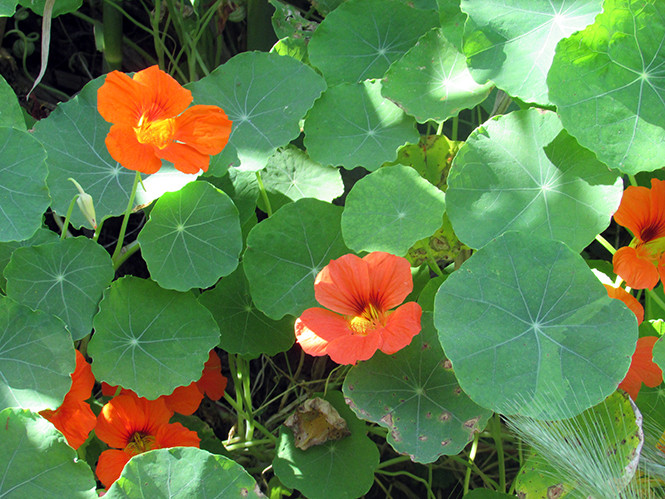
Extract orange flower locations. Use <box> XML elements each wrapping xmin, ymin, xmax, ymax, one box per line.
<box><xmin>97</xmin><ymin>65</ymin><xmax>232</xmax><ymax>175</ymax></box>
<box><xmin>603</xmin><ymin>284</ymin><xmax>644</xmax><ymax>325</ymax></box>
<box><xmin>613</xmin><ymin>179</ymin><xmax>665</xmax><ymax>290</ymax></box>
<box><xmin>295</xmin><ymin>252</ymin><xmax>422</xmax><ymax>365</ymax></box>
<box><xmin>95</xmin><ymin>392</ymin><xmax>200</xmax><ymax>489</ymax></box>
<box><xmin>40</xmin><ymin>350</ymin><xmax>96</xmax><ymax>449</ymax></box>
<box><xmin>619</xmin><ymin>336</ymin><xmax>663</xmax><ymax>400</ymax></box>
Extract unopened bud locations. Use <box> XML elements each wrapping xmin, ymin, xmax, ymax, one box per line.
<box><xmin>68</xmin><ymin>178</ymin><xmax>97</xmax><ymax>229</ymax></box>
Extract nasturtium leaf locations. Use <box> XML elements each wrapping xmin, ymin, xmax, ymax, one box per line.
<box><xmin>0</xmin><ymin>296</ymin><xmax>74</xmax><ymax>412</ymax></box>
<box><xmin>259</xmin><ymin>145</ymin><xmax>344</xmax><ymax>212</ymax></box>
<box><xmin>5</xmin><ymin>237</ymin><xmax>114</xmax><ymax>340</ymax></box>
<box><xmin>207</xmin><ymin>168</ymin><xmax>259</xmax><ymax>226</ymax></box>
<box><xmin>635</xmin><ymin>384</ymin><xmax>665</xmax><ymax>431</ymax></box>
<box><xmin>464</xmin><ymin>490</ymin><xmax>517</xmax><ymax>499</ymax></box>
<box><xmin>304</xmin><ymin>81</ymin><xmax>419</xmax><ymax>170</ymax></box>
<box><xmin>32</xmin><ymin>76</ymin><xmax>141</xmax><ymax>229</ymax></box>
<box><xmin>273</xmin><ymin>391</ymin><xmax>379</xmax><ymax>499</ymax></box>
<box><xmin>88</xmin><ymin>276</ymin><xmax>220</xmax><ymax>399</ymax></box>
<box><xmin>198</xmin><ymin>267</ymin><xmax>295</xmax><ymax>356</ymax></box>
<box><xmin>653</xmin><ymin>335</ymin><xmax>665</xmax><ymax>376</ymax></box>
<box><xmin>548</xmin><ymin>0</ymin><xmax>665</xmax><ymax>174</ymax></box>
<box><xmin>436</xmin><ymin>0</ymin><xmax>466</xmax><ymax>50</ymax></box>
<box><xmin>446</xmin><ymin>109</ymin><xmax>623</xmax><ymax>252</ymax></box>
<box><xmin>0</xmin><ymin>126</ymin><xmax>49</xmax><ymax>242</ymax></box>
<box><xmin>137</xmin><ymin>181</ymin><xmax>242</xmax><ymax>292</ymax></box>
<box><xmin>0</xmin><ymin>228</ymin><xmax>58</xmax><ymax>293</ymax></box>
<box><xmin>0</xmin><ymin>76</ymin><xmax>24</xmax><ymax>129</ymax></box>
<box><xmin>18</xmin><ymin>0</ymin><xmax>81</xmax><ymax>16</ymax></box>
<box><xmin>244</xmin><ymin>198</ymin><xmax>350</xmax><ymax>320</ymax></box>
<box><xmin>390</xmin><ymin>134</ymin><xmax>462</xmax><ymax>188</ymax></box>
<box><xmin>133</xmin><ymin>164</ymin><xmax>200</xmax><ymax>209</ymax></box>
<box><xmin>434</xmin><ymin>231</ymin><xmax>637</xmax><ymax>419</ymax></box>
<box><xmin>462</xmin><ymin>0</ymin><xmax>602</xmax><ymax>105</ymax></box>
<box><xmin>189</xmin><ymin>51</ymin><xmax>326</xmax><ymax>174</ymax></box>
<box><xmin>271</xmin><ymin>36</ymin><xmax>310</xmax><ymax>64</ymax></box>
<box><xmin>308</xmin><ymin>0</ymin><xmax>438</xmax><ymax>85</ymax></box>
<box><xmin>0</xmin><ymin>0</ymin><xmax>17</xmax><ymax>16</ymax></box>
<box><xmin>342</xmin><ymin>165</ymin><xmax>446</xmax><ymax>255</ymax></box>
<box><xmin>104</xmin><ymin>448</ymin><xmax>264</xmax><ymax>499</ymax></box>
<box><xmin>270</xmin><ymin>0</ymin><xmax>318</xmax><ymax>40</ymax></box>
<box><xmin>310</xmin><ymin>0</ymin><xmax>345</xmax><ymax>16</ymax></box>
<box><xmin>383</xmin><ymin>28</ymin><xmax>493</xmax><ymax>123</ymax></box>
<box><xmin>0</xmin><ymin>408</ymin><xmax>97</xmax><ymax>498</ymax></box>
<box><xmin>344</xmin><ymin>313</ymin><xmax>492</xmax><ymax>463</ymax></box>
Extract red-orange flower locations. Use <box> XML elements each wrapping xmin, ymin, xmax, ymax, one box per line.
<box><xmin>95</xmin><ymin>391</ymin><xmax>200</xmax><ymax>489</ymax></box>
<box><xmin>613</xmin><ymin>179</ymin><xmax>665</xmax><ymax>290</ymax></box>
<box><xmin>295</xmin><ymin>252</ymin><xmax>422</xmax><ymax>365</ymax></box>
<box><xmin>97</xmin><ymin>65</ymin><xmax>232</xmax><ymax>175</ymax></box>
<box><xmin>619</xmin><ymin>336</ymin><xmax>663</xmax><ymax>400</ymax></box>
<box><xmin>40</xmin><ymin>350</ymin><xmax>96</xmax><ymax>449</ymax></box>
<box><xmin>603</xmin><ymin>284</ymin><xmax>644</xmax><ymax>325</ymax></box>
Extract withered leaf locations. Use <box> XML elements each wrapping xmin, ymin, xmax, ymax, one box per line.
<box><xmin>284</xmin><ymin>397</ymin><xmax>351</xmax><ymax>450</ymax></box>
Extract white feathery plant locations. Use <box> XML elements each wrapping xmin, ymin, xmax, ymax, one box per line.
<box><xmin>503</xmin><ymin>391</ymin><xmax>665</xmax><ymax>499</ymax></box>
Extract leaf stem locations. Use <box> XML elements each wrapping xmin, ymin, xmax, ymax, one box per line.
<box><xmin>222</xmin><ymin>392</ymin><xmax>278</xmax><ymax>444</ymax></box>
<box><xmin>491</xmin><ymin>414</ymin><xmax>506</xmax><ymax>492</ymax></box>
<box><xmin>111</xmin><ymin>170</ymin><xmax>140</xmax><ymax>264</ymax></box>
<box><xmin>594</xmin><ymin>234</ymin><xmax>616</xmax><ymax>256</ymax></box>
<box><xmin>61</xmin><ymin>195</ymin><xmax>78</xmax><ymax>240</ymax></box>
<box><xmin>256</xmin><ymin>171</ymin><xmax>273</xmax><ymax>217</ymax></box>
<box><xmin>463</xmin><ymin>431</ymin><xmax>479</xmax><ymax>495</ymax></box>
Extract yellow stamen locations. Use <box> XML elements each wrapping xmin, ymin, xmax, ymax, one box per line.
<box><xmin>348</xmin><ymin>303</ymin><xmax>385</xmax><ymax>336</ymax></box>
<box><xmin>134</xmin><ymin>115</ymin><xmax>176</xmax><ymax>149</ymax></box>
<box><xmin>124</xmin><ymin>432</ymin><xmax>156</xmax><ymax>454</ymax></box>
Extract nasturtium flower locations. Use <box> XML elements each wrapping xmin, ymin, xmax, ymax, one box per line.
<box><xmin>613</xmin><ymin>179</ymin><xmax>665</xmax><ymax>290</ymax></box>
<box><xmin>95</xmin><ymin>391</ymin><xmax>200</xmax><ymax>489</ymax></box>
<box><xmin>97</xmin><ymin>65</ymin><xmax>232</xmax><ymax>175</ymax></box>
<box><xmin>39</xmin><ymin>350</ymin><xmax>96</xmax><ymax>449</ymax></box>
<box><xmin>295</xmin><ymin>252</ymin><xmax>422</xmax><ymax>365</ymax></box>
<box><xmin>603</xmin><ymin>284</ymin><xmax>644</xmax><ymax>325</ymax></box>
<box><xmin>619</xmin><ymin>336</ymin><xmax>663</xmax><ymax>400</ymax></box>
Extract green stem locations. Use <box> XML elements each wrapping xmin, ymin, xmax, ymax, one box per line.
<box><xmin>376</xmin><ymin>455</ymin><xmax>411</xmax><ymax>469</ymax></box>
<box><xmin>594</xmin><ymin>234</ymin><xmax>616</xmax><ymax>256</ymax></box>
<box><xmin>422</xmin><ymin>241</ymin><xmax>444</xmax><ymax>277</ymax></box>
<box><xmin>448</xmin><ymin>454</ymin><xmax>499</xmax><ymax>490</ymax></box>
<box><xmin>111</xmin><ymin>171</ymin><xmax>140</xmax><ymax>264</ymax></box>
<box><xmin>102</xmin><ymin>0</ymin><xmax>124</xmax><ymax>71</ymax></box>
<box><xmin>436</xmin><ymin>121</ymin><xmax>444</xmax><ymax>136</ymax></box>
<box><xmin>227</xmin><ymin>354</ymin><xmax>244</xmax><ymax>437</ymax></box>
<box><xmin>491</xmin><ymin>414</ymin><xmax>506</xmax><ymax>492</ymax></box>
<box><xmin>61</xmin><ymin>196</ymin><xmax>78</xmax><ymax>240</ymax></box>
<box><xmin>464</xmin><ymin>432</ymin><xmax>480</xmax><ymax>495</ymax></box>
<box><xmin>375</xmin><ymin>470</ymin><xmax>435</xmax><ymax>499</ymax></box>
<box><xmin>222</xmin><ymin>393</ymin><xmax>278</xmax><ymax>444</ymax></box>
<box><xmin>452</xmin><ymin>115</ymin><xmax>459</xmax><ymax>142</ymax></box>
<box><xmin>628</xmin><ymin>174</ymin><xmax>638</xmax><ymax>187</ymax></box>
<box><xmin>256</xmin><ymin>171</ymin><xmax>273</xmax><ymax>217</ymax></box>
<box><xmin>113</xmin><ymin>240</ymin><xmax>140</xmax><ymax>271</ymax></box>
<box><xmin>224</xmin><ymin>438</ymin><xmax>274</xmax><ymax>451</ymax></box>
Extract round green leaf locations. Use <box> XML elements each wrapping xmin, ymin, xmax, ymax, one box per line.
<box><xmin>0</xmin><ymin>408</ymin><xmax>97</xmax><ymax>498</ymax></box>
<box><xmin>206</xmin><ymin>168</ymin><xmax>259</xmax><ymax>226</ymax></box>
<box><xmin>243</xmin><ymin>198</ymin><xmax>350</xmax><ymax>320</ymax></box>
<box><xmin>0</xmin><ymin>76</ymin><xmax>25</xmax><ymax>129</ymax></box>
<box><xmin>198</xmin><ymin>267</ymin><xmax>295</xmax><ymax>356</ymax></box>
<box><xmin>18</xmin><ymin>0</ymin><xmax>81</xmax><ymax>16</ymax></box>
<box><xmin>434</xmin><ymin>231</ymin><xmax>637</xmax><ymax>419</ymax></box>
<box><xmin>462</xmin><ymin>0</ymin><xmax>602</xmax><ymax>105</ymax></box>
<box><xmin>5</xmin><ymin>237</ymin><xmax>114</xmax><ymax>340</ymax></box>
<box><xmin>0</xmin><ymin>296</ymin><xmax>74</xmax><ymax>412</ymax></box>
<box><xmin>138</xmin><ymin>181</ymin><xmax>242</xmax><ymax>292</ymax></box>
<box><xmin>342</xmin><ymin>165</ymin><xmax>446</xmax><ymax>255</ymax></box>
<box><xmin>189</xmin><ymin>51</ymin><xmax>327</xmax><ymax>173</ymax></box>
<box><xmin>0</xmin><ymin>228</ymin><xmax>59</xmax><ymax>293</ymax></box>
<box><xmin>88</xmin><ymin>276</ymin><xmax>220</xmax><ymax>399</ymax></box>
<box><xmin>548</xmin><ymin>0</ymin><xmax>665</xmax><ymax>173</ymax></box>
<box><xmin>436</xmin><ymin>0</ymin><xmax>466</xmax><ymax>51</ymax></box>
<box><xmin>273</xmin><ymin>391</ymin><xmax>379</xmax><ymax>499</ymax></box>
<box><xmin>304</xmin><ymin>81</ymin><xmax>419</xmax><ymax>170</ymax></box>
<box><xmin>653</xmin><ymin>335</ymin><xmax>665</xmax><ymax>375</ymax></box>
<box><xmin>259</xmin><ymin>145</ymin><xmax>344</xmax><ymax>212</ymax></box>
<box><xmin>105</xmin><ymin>448</ymin><xmax>264</xmax><ymax>499</ymax></box>
<box><xmin>0</xmin><ymin>127</ymin><xmax>49</xmax><ymax>242</ymax></box>
<box><xmin>308</xmin><ymin>0</ymin><xmax>439</xmax><ymax>85</ymax></box>
<box><xmin>447</xmin><ymin>109</ymin><xmax>623</xmax><ymax>252</ymax></box>
<box><xmin>32</xmin><ymin>76</ymin><xmax>140</xmax><ymax>229</ymax></box>
<box><xmin>343</xmin><ymin>313</ymin><xmax>492</xmax><ymax>463</ymax></box>
<box><xmin>383</xmin><ymin>28</ymin><xmax>493</xmax><ymax>123</ymax></box>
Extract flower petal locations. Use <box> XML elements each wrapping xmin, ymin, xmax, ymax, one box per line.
<box><xmin>379</xmin><ymin>301</ymin><xmax>422</xmax><ymax>354</ymax></box>
<box><xmin>161</xmin><ymin>383</ymin><xmax>203</xmax><ymax>416</ymax></box>
<box><xmin>325</xmin><ymin>330</ymin><xmax>382</xmax><ymax>365</ymax></box>
<box><xmin>96</xmin><ymin>449</ymin><xmax>132</xmax><ymax>490</ymax></box>
<box><xmin>154</xmin><ymin>422</ymin><xmax>201</xmax><ymax>449</ymax></box>
<box><xmin>614</xmin><ymin>184</ymin><xmax>653</xmax><ymax>240</ymax></box>
<box><xmin>97</xmin><ymin>71</ymin><xmax>145</xmax><ymax>128</ymax></box>
<box><xmin>314</xmin><ymin>254</ymin><xmax>371</xmax><ymax>315</ymax></box>
<box><xmin>40</xmin><ymin>399</ymin><xmax>96</xmax><ymax>449</ymax></box>
<box><xmin>613</xmin><ymin>246</ymin><xmax>660</xmax><ymax>290</ymax></box>
<box><xmin>173</xmin><ymin>105</ymin><xmax>233</xmax><ymax>155</ymax></box>
<box><xmin>603</xmin><ymin>284</ymin><xmax>644</xmax><ymax>325</ymax></box>
<box><xmin>196</xmin><ymin>350</ymin><xmax>227</xmax><ymax>401</ymax></box>
<box><xmin>131</xmin><ymin>65</ymin><xmax>192</xmax><ymax>123</ymax></box>
<box><xmin>106</xmin><ymin>125</ymin><xmax>162</xmax><ymax>174</ymax></box>
<box><xmin>295</xmin><ymin>308</ymin><xmax>351</xmax><ymax>357</ymax></box>
<box><xmin>157</xmin><ymin>142</ymin><xmax>211</xmax><ymax>174</ymax></box>
<box><xmin>68</xmin><ymin>350</ymin><xmax>95</xmax><ymax>401</ymax></box>
<box><xmin>619</xmin><ymin>336</ymin><xmax>663</xmax><ymax>400</ymax></box>
<box><xmin>364</xmin><ymin>252</ymin><xmax>413</xmax><ymax>311</ymax></box>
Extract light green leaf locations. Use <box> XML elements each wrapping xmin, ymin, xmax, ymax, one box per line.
<box><xmin>434</xmin><ymin>231</ymin><xmax>637</xmax><ymax>419</ymax></box>
<box><xmin>0</xmin><ymin>0</ymin><xmax>18</xmax><ymax>16</ymax></box>
<box><xmin>446</xmin><ymin>109</ymin><xmax>623</xmax><ymax>252</ymax></box>
<box><xmin>342</xmin><ymin>165</ymin><xmax>446</xmax><ymax>255</ymax></box>
<box><xmin>308</xmin><ymin>0</ymin><xmax>439</xmax><ymax>85</ymax></box>
<box><xmin>105</xmin><ymin>448</ymin><xmax>264</xmax><ymax>499</ymax></box>
<box><xmin>207</xmin><ymin>169</ymin><xmax>259</xmax><ymax>226</ymax></box>
<box><xmin>18</xmin><ymin>0</ymin><xmax>81</xmax><ymax>16</ymax></box>
<box><xmin>189</xmin><ymin>51</ymin><xmax>327</xmax><ymax>173</ymax></box>
<box><xmin>243</xmin><ymin>198</ymin><xmax>350</xmax><ymax>320</ymax></box>
<box><xmin>273</xmin><ymin>391</ymin><xmax>379</xmax><ymax>499</ymax></box>
<box><xmin>198</xmin><ymin>267</ymin><xmax>295</xmax><ymax>356</ymax></box>
<box><xmin>344</xmin><ymin>313</ymin><xmax>492</xmax><ymax>463</ymax></box>
<box><xmin>0</xmin><ymin>228</ymin><xmax>59</xmax><ymax>293</ymax></box>
<box><xmin>88</xmin><ymin>276</ymin><xmax>220</xmax><ymax>399</ymax></box>
<box><xmin>138</xmin><ymin>181</ymin><xmax>242</xmax><ymax>292</ymax></box>
<box><xmin>548</xmin><ymin>0</ymin><xmax>665</xmax><ymax>174</ymax></box>
<box><xmin>0</xmin><ymin>296</ymin><xmax>74</xmax><ymax>412</ymax></box>
<box><xmin>0</xmin><ymin>76</ymin><xmax>25</xmax><ymax>128</ymax></box>
<box><xmin>304</xmin><ymin>81</ymin><xmax>419</xmax><ymax>170</ymax></box>
<box><xmin>383</xmin><ymin>28</ymin><xmax>493</xmax><ymax>123</ymax></box>
<box><xmin>0</xmin><ymin>126</ymin><xmax>50</xmax><ymax>242</ymax></box>
<box><xmin>653</xmin><ymin>335</ymin><xmax>665</xmax><ymax>375</ymax></box>
<box><xmin>436</xmin><ymin>0</ymin><xmax>466</xmax><ymax>50</ymax></box>
<box><xmin>462</xmin><ymin>0</ymin><xmax>602</xmax><ymax>105</ymax></box>
<box><xmin>5</xmin><ymin>237</ymin><xmax>114</xmax><ymax>340</ymax></box>
<box><xmin>0</xmin><ymin>408</ymin><xmax>97</xmax><ymax>498</ymax></box>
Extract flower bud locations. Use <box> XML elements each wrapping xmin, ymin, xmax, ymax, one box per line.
<box><xmin>68</xmin><ymin>178</ymin><xmax>97</xmax><ymax>229</ymax></box>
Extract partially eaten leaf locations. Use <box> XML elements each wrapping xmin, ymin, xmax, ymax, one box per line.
<box><xmin>284</xmin><ymin>397</ymin><xmax>351</xmax><ymax>450</ymax></box>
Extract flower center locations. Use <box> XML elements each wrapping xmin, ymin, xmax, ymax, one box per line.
<box><xmin>348</xmin><ymin>303</ymin><xmax>385</xmax><ymax>336</ymax></box>
<box><xmin>633</xmin><ymin>236</ymin><xmax>665</xmax><ymax>264</ymax></box>
<box><xmin>134</xmin><ymin>114</ymin><xmax>176</xmax><ymax>149</ymax></box>
<box><xmin>124</xmin><ymin>432</ymin><xmax>156</xmax><ymax>455</ymax></box>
